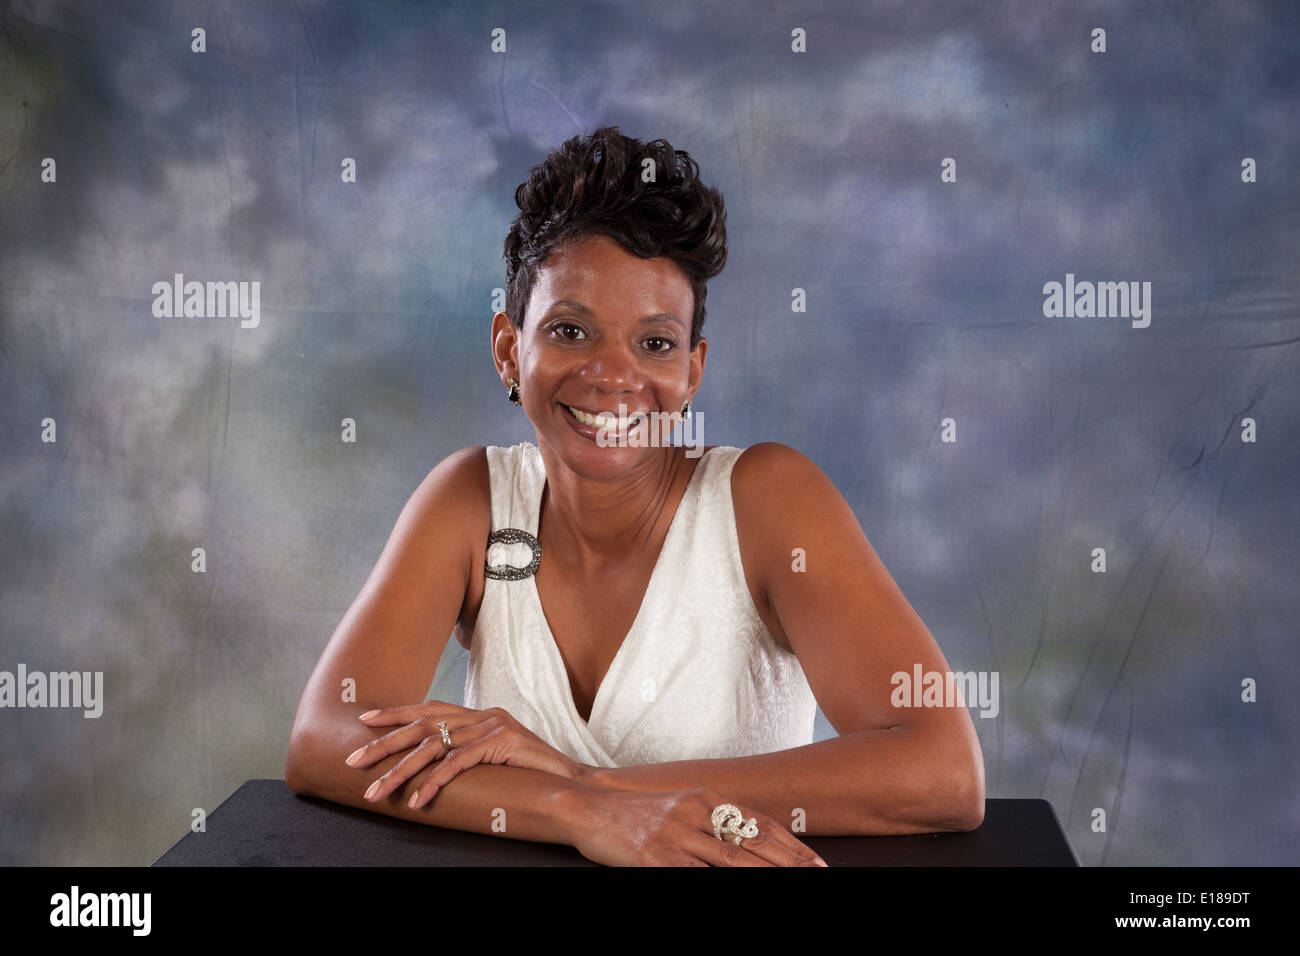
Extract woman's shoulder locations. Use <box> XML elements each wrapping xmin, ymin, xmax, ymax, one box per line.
<box><xmin>730</xmin><ymin>442</ymin><xmax>828</xmax><ymax>491</ymax></box>
<box><xmin>729</xmin><ymin>442</ymin><xmax>849</xmax><ymax>546</ymax></box>
<box><xmin>407</xmin><ymin>446</ymin><xmax>493</xmax><ymax>552</ymax></box>
<box><xmin>420</xmin><ymin>441</ymin><xmax>537</xmax><ymax>486</ymax></box>
<box><xmin>420</xmin><ymin>444</ymin><xmax>491</xmax><ymax>494</ymax></box>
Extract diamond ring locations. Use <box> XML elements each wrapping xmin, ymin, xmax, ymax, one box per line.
<box><xmin>711</xmin><ymin>803</ymin><xmax>759</xmax><ymax>844</ymax></box>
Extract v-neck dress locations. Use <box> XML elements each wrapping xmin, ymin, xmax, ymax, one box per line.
<box><xmin>463</xmin><ymin>441</ymin><xmax>818</xmax><ymax>768</ymax></box>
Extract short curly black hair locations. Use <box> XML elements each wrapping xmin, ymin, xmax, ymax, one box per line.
<box><xmin>503</xmin><ymin>126</ymin><xmax>728</xmax><ymax>351</ymax></box>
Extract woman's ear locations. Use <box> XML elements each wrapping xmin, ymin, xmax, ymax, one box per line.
<box><xmin>491</xmin><ymin>310</ymin><xmax>519</xmax><ymax>378</ymax></box>
<box><xmin>687</xmin><ymin>336</ymin><xmax>708</xmax><ymax>395</ymax></box>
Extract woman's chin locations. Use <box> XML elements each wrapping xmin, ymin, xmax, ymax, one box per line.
<box><xmin>548</xmin><ymin>405</ymin><xmax>662</xmax><ymax>471</ymax></box>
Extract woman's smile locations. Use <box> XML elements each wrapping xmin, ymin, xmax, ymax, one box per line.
<box><xmin>561</xmin><ymin>401</ymin><xmax>650</xmax><ymax>440</ymax></box>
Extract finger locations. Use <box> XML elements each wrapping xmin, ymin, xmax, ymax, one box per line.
<box><xmin>682</xmin><ymin>827</ymin><xmax>775</xmax><ymax>867</ymax></box>
<box><xmin>714</xmin><ymin>820</ymin><xmax>810</xmax><ymax>867</ymax></box>
<box><xmin>362</xmin><ymin>733</ymin><xmax>449</xmax><ymax>802</ymax></box>
<box><xmin>358</xmin><ymin>701</ymin><xmax>471</xmax><ymax>726</ymax></box>
<box><xmin>345</xmin><ymin>725</ymin><xmax>418</xmax><ymax>768</ymax></box>
<box><xmin>347</xmin><ymin>711</ymin><xmax>483</xmax><ymax>768</ymax></box>
<box><xmin>405</xmin><ymin>724</ymin><xmax>504</xmax><ymax>808</ymax></box>
<box><xmin>742</xmin><ymin>811</ymin><xmax>826</xmax><ymax>867</ymax></box>
<box><xmin>347</xmin><ymin>718</ymin><xmax>444</xmax><ymax>768</ymax></box>
<box><xmin>697</xmin><ymin>802</ymin><xmax>824</xmax><ymax>867</ymax></box>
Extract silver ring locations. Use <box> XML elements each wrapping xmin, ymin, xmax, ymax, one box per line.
<box><xmin>711</xmin><ymin>803</ymin><xmax>759</xmax><ymax>845</ymax></box>
<box><xmin>438</xmin><ymin>720</ymin><xmax>452</xmax><ymax>750</ymax></box>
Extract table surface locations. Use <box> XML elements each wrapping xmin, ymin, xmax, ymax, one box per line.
<box><xmin>153</xmin><ymin>780</ymin><xmax>1079</xmax><ymax>866</ymax></box>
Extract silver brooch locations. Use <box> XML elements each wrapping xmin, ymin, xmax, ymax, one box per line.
<box><xmin>483</xmin><ymin>528</ymin><xmax>542</xmax><ymax>580</ymax></box>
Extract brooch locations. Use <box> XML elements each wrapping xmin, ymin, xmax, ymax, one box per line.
<box><xmin>483</xmin><ymin>528</ymin><xmax>542</xmax><ymax>580</ymax></box>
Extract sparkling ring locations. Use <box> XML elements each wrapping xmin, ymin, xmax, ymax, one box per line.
<box><xmin>711</xmin><ymin>803</ymin><xmax>759</xmax><ymax>845</ymax></box>
<box><xmin>438</xmin><ymin>720</ymin><xmax>452</xmax><ymax>750</ymax></box>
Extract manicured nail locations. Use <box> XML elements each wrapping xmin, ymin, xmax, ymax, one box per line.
<box><xmin>345</xmin><ymin>746</ymin><xmax>366</xmax><ymax>766</ymax></box>
<box><xmin>364</xmin><ymin>781</ymin><xmax>381</xmax><ymax>801</ymax></box>
<box><xmin>408</xmin><ymin>789</ymin><xmax>421</xmax><ymax>809</ymax></box>
<box><xmin>814</xmin><ymin>857</ymin><xmax>828</xmax><ymax>867</ymax></box>
<box><xmin>359</xmin><ymin>709</ymin><xmax>380</xmax><ymax>720</ymax></box>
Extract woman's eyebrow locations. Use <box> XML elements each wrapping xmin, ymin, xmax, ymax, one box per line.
<box><xmin>639</xmin><ymin>312</ymin><xmax>686</xmax><ymax>331</ymax></box>
<box><xmin>545</xmin><ymin>299</ymin><xmax>594</xmax><ymax>316</ymax></box>
<box><xmin>547</xmin><ymin>299</ymin><xmax>685</xmax><ymax>330</ymax></box>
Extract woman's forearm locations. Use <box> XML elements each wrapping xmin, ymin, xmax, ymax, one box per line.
<box><xmin>284</xmin><ymin>707</ymin><xmax>586</xmax><ymax>845</ymax></box>
<box><xmin>586</xmin><ymin>723</ymin><xmax>985</xmax><ymax>836</ymax></box>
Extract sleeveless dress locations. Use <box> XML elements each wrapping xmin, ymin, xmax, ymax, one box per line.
<box><xmin>464</xmin><ymin>442</ymin><xmax>817</xmax><ymax>768</ymax></box>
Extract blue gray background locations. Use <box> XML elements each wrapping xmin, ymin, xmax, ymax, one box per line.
<box><xmin>1</xmin><ymin>0</ymin><xmax>1297</xmax><ymax>866</ymax></box>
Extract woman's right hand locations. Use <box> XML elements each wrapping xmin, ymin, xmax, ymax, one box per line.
<box><xmin>565</xmin><ymin>786</ymin><xmax>828</xmax><ymax>866</ymax></box>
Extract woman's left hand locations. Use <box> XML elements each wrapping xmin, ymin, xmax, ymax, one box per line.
<box><xmin>345</xmin><ymin>701</ymin><xmax>596</xmax><ymax>808</ymax></box>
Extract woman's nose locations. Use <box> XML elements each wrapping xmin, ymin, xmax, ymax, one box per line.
<box><xmin>576</xmin><ymin>339</ymin><xmax>640</xmax><ymax>392</ymax></box>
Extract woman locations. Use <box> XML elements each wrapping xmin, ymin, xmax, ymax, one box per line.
<box><xmin>285</xmin><ymin>127</ymin><xmax>984</xmax><ymax>866</ymax></box>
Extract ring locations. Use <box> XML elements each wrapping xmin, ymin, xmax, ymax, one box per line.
<box><xmin>711</xmin><ymin>803</ymin><xmax>759</xmax><ymax>845</ymax></box>
<box><xmin>438</xmin><ymin>720</ymin><xmax>452</xmax><ymax>750</ymax></box>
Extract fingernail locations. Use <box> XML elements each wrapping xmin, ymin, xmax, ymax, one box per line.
<box><xmin>359</xmin><ymin>709</ymin><xmax>380</xmax><ymax>720</ymax></box>
<box><xmin>364</xmin><ymin>781</ymin><xmax>381</xmax><ymax>801</ymax></box>
<box><xmin>345</xmin><ymin>746</ymin><xmax>366</xmax><ymax>766</ymax></box>
<box><xmin>407</xmin><ymin>789</ymin><xmax>421</xmax><ymax>808</ymax></box>
<box><xmin>814</xmin><ymin>857</ymin><xmax>828</xmax><ymax>867</ymax></box>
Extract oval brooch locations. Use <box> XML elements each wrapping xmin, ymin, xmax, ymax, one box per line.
<box><xmin>483</xmin><ymin>528</ymin><xmax>542</xmax><ymax>580</ymax></box>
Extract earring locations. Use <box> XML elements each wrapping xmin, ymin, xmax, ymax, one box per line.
<box><xmin>507</xmin><ymin>378</ymin><xmax>521</xmax><ymax>405</ymax></box>
<box><xmin>681</xmin><ymin>399</ymin><xmax>691</xmax><ymax>418</ymax></box>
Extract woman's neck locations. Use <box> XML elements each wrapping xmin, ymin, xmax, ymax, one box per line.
<box><xmin>534</xmin><ymin>444</ymin><xmax>695</xmax><ymax>572</ymax></box>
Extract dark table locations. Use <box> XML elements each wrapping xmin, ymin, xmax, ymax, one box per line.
<box><xmin>153</xmin><ymin>780</ymin><xmax>1079</xmax><ymax>866</ymax></box>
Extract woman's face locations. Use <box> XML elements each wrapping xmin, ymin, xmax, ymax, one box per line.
<box><xmin>493</xmin><ymin>233</ymin><xmax>706</xmax><ymax>477</ymax></box>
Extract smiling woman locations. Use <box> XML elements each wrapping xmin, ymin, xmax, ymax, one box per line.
<box><xmin>284</xmin><ymin>126</ymin><xmax>985</xmax><ymax>866</ymax></box>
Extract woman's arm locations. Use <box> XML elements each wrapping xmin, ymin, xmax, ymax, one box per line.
<box><xmin>584</xmin><ymin>727</ymin><xmax>980</xmax><ymax>836</ymax></box>
<box><xmin>584</xmin><ymin>443</ymin><xmax>986</xmax><ymax>836</ymax></box>
<box><xmin>286</xmin><ymin>707</ymin><xmax>587</xmax><ymax>842</ymax></box>
<box><xmin>283</xmin><ymin>446</ymin><xmax>584</xmax><ymax>845</ymax></box>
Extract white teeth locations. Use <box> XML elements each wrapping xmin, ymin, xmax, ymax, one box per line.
<box><xmin>566</xmin><ymin>405</ymin><xmax>645</xmax><ymax>429</ymax></box>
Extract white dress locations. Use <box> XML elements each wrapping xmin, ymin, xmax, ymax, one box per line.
<box><xmin>464</xmin><ymin>442</ymin><xmax>817</xmax><ymax>768</ymax></box>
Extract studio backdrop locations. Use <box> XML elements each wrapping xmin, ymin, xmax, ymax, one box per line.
<box><xmin>1</xmin><ymin>0</ymin><xmax>1297</xmax><ymax>866</ymax></box>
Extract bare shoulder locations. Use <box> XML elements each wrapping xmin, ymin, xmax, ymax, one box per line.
<box><xmin>730</xmin><ymin>443</ymin><xmax>868</xmax><ymax>567</ymax></box>
<box><xmin>404</xmin><ymin>445</ymin><xmax>491</xmax><ymax>557</ymax></box>
<box><xmin>731</xmin><ymin>442</ymin><xmax>844</xmax><ymax>526</ymax></box>
<box><xmin>729</xmin><ymin>443</ymin><xmax>861</xmax><ymax>644</ymax></box>
<box><xmin>412</xmin><ymin>445</ymin><xmax>490</xmax><ymax>511</ymax></box>
<box><xmin>732</xmin><ymin>441</ymin><xmax>828</xmax><ymax>482</ymax></box>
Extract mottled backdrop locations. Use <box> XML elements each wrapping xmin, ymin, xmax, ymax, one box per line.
<box><xmin>1</xmin><ymin>0</ymin><xmax>1297</xmax><ymax>866</ymax></box>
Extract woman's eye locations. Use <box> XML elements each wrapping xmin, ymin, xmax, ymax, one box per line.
<box><xmin>644</xmin><ymin>336</ymin><xmax>676</xmax><ymax>352</ymax></box>
<box><xmin>550</xmin><ymin>322</ymin><xmax>586</xmax><ymax>340</ymax></box>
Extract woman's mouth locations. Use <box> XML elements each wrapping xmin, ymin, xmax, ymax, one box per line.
<box><xmin>564</xmin><ymin>404</ymin><xmax>647</xmax><ymax>429</ymax></box>
<box><xmin>561</xmin><ymin>404</ymin><xmax>655</xmax><ymax>442</ymax></box>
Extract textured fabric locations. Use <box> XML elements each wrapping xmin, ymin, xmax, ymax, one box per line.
<box><xmin>464</xmin><ymin>442</ymin><xmax>818</xmax><ymax>768</ymax></box>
